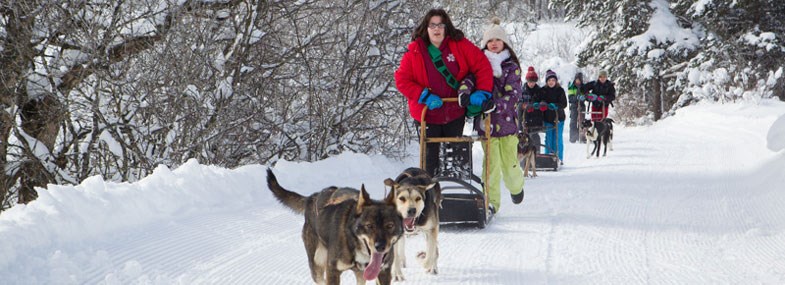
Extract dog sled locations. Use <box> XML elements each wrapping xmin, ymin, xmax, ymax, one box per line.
<box><xmin>578</xmin><ymin>100</ymin><xmax>607</xmax><ymax>143</ymax></box>
<box><xmin>519</xmin><ymin>103</ymin><xmax>560</xmax><ymax>172</ymax></box>
<box><xmin>419</xmin><ymin>98</ymin><xmax>493</xmax><ymax>228</ymax></box>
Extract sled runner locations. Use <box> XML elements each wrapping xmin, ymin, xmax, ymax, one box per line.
<box><xmin>419</xmin><ymin>98</ymin><xmax>493</xmax><ymax>228</ymax></box>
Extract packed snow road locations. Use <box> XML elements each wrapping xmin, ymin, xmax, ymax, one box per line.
<box><xmin>1</xmin><ymin>102</ymin><xmax>784</xmax><ymax>284</ymax></box>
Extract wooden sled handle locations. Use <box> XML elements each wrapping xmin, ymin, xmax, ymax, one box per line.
<box><xmin>418</xmin><ymin>97</ymin><xmax>492</xmax><ymax>218</ymax></box>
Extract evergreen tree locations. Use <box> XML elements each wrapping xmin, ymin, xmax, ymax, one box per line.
<box><xmin>555</xmin><ymin>0</ymin><xmax>784</xmax><ymax>122</ymax></box>
<box><xmin>671</xmin><ymin>0</ymin><xmax>785</xmax><ymax>106</ymax></box>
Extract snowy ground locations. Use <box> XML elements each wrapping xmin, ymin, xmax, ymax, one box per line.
<box><xmin>1</xmin><ymin>100</ymin><xmax>784</xmax><ymax>284</ymax></box>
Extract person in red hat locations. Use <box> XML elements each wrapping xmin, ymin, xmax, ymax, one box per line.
<box><xmin>395</xmin><ymin>8</ymin><xmax>494</xmax><ymax>176</ymax></box>
<box><xmin>520</xmin><ymin>66</ymin><xmax>544</xmax><ymax>134</ymax></box>
<box><xmin>533</xmin><ymin>70</ymin><xmax>567</xmax><ymax>164</ymax></box>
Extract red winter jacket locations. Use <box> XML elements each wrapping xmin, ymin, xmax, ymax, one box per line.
<box><xmin>395</xmin><ymin>37</ymin><xmax>493</xmax><ymax>124</ymax></box>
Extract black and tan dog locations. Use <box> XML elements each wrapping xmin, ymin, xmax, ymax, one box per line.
<box><xmin>583</xmin><ymin>118</ymin><xmax>614</xmax><ymax>158</ymax></box>
<box><xmin>383</xmin><ymin>167</ymin><xmax>441</xmax><ymax>281</ymax></box>
<box><xmin>517</xmin><ymin>132</ymin><xmax>538</xmax><ymax>178</ymax></box>
<box><xmin>266</xmin><ymin>169</ymin><xmax>403</xmax><ymax>285</ymax></box>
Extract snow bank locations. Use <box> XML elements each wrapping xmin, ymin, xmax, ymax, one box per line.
<box><xmin>768</xmin><ymin>113</ymin><xmax>785</xmax><ymax>152</ymax></box>
<box><xmin>0</xmin><ymin>160</ymin><xmax>268</xmax><ymax>270</ymax></box>
<box><xmin>0</xmin><ymin>151</ymin><xmax>414</xmax><ymax>274</ymax></box>
<box><xmin>0</xmin><ymin>100</ymin><xmax>784</xmax><ymax>283</ymax></box>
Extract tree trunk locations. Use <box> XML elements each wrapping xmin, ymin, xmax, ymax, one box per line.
<box><xmin>17</xmin><ymin>95</ymin><xmax>64</xmax><ymax>204</ymax></box>
<box><xmin>0</xmin><ymin>111</ymin><xmax>12</xmax><ymax>208</ymax></box>
<box><xmin>650</xmin><ymin>78</ymin><xmax>663</xmax><ymax>121</ymax></box>
<box><xmin>1</xmin><ymin>0</ymin><xmax>48</xmax><ymax>205</ymax></box>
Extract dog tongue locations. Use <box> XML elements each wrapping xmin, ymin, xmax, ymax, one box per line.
<box><xmin>363</xmin><ymin>252</ymin><xmax>384</xmax><ymax>281</ymax></box>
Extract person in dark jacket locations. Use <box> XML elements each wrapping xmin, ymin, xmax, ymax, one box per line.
<box><xmin>581</xmin><ymin>70</ymin><xmax>616</xmax><ymax>121</ymax></box>
<box><xmin>520</xmin><ymin>66</ymin><xmax>543</xmax><ymax>132</ymax></box>
<box><xmin>533</xmin><ymin>70</ymin><xmax>567</xmax><ymax>163</ymax></box>
<box><xmin>567</xmin><ymin>72</ymin><xmax>587</xmax><ymax>143</ymax></box>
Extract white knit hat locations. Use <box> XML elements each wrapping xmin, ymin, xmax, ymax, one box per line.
<box><xmin>481</xmin><ymin>17</ymin><xmax>510</xmax><ymax>49</ymax></box>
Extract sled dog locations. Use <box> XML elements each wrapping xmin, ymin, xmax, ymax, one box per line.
<box><xmin>517</xmin><ymin>132</ymin><xmax>539</xmax><ymax>178</ymax></box>
<box><xmin>266</xmin><ymin>169</ymin><xmax>403</xmax><ymax>285</ymax></box>
<box><xmin>383</xmin><ymin>167</ymin><xmax>441</xmax><ymax>281</ymax></box>
<box><xmin>583</xmin><ymin>118</ymin><xmax>614</xmax><ymax>158</ymax></box>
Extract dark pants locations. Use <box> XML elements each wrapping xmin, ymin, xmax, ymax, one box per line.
<box><xmin>569</xmin><ymin>103</ymin><xmax>579</xmax><ymax>143</ymax></box>
<box><xmin>416</xmin><ymin>117</ymin><xmax>465</xmax><ymax>177</ymax></box>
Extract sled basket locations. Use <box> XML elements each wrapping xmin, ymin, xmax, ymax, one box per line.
<box><xmin>434</xmin><ymin>141</ymin><xmax>473</xmax><ymax>180</ymax></box>
<box><xmin>435</xmin><ymin>142</ymin><xmax>490</xmax><ymax>228</ymax></box>
<box><xmin>438</xmin><ymin>177</ymin><xmax>488</xmax><ymax>229</ymax></box>
<box><xmin>535</xmin><ymin>153</ymin><xmax>559</xmax><ymax>171</ymax></box>
<box><xmin>419</xmin><ymin>98</ymin><xmax>494</xmax><ymax>228</ymax></box>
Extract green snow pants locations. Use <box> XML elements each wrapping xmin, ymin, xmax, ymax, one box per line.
<box><xmin>482</xmin><ymin>134</ymin><xmax>525</xmax><ymax>211</ymax></box>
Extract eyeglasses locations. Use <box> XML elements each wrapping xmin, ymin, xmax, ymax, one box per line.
<box><xmin>428</xmin><ymin>23</ymin><xmax>446</xmax><ymax>29</ymax></box>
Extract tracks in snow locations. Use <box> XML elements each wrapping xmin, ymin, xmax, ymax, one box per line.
<box><xmin>9</xmin><ymin>108</ymin><xmax>785</xmax><ymax>284</ymax></box>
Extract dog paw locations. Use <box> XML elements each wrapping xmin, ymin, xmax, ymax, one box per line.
<box><xmin>425</xmin><ymin>267</ymin><xmax>438</xmax><ymax>275</ymax></box>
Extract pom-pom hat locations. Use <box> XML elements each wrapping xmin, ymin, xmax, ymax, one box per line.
<box><xmin>481</xmin><ymin>17</ymin><xmax>510</xmax><ymax>49</ymax></box>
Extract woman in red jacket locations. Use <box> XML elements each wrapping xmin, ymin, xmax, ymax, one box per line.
<box><xmin>394</xmin><ymin>8</ymin><xmax>494</xmax><ymax>176</ymax></box>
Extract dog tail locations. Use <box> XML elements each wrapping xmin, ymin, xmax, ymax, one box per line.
<box><xmin>266</xmin><ymin>169</ymin><xmax>306</xmax><ymax>214</ymax></box>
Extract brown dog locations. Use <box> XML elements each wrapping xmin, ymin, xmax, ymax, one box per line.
<box><xmin>266</xmin><ymin>169</ymin><xmax>403</xmax><ymax>284</ymax></box>
<box><xmin>518</xmin><ymin>132</ymin><xmax>538</xmax><ymax>178</ymax></box>
<box><xmin>384</xmin><ymin>167</ymin><xmax>441</xmax><ymax>281</ymax></box>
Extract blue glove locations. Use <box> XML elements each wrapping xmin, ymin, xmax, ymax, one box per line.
<box><xmin>469</xmin><ymin>90</ymin><xmax>492</xmax><ymax>106</ymax></box>
<box><xmin>577</xmin><ymin>94</ymin><xmax>586</xmax><ymax>101</ymax></box>
<box><xmin>418</xmin><ymin>89</ymin><xmax>443</xmax><ymax>110</ymax></box>
<box><xmin>532</xmin><ymin>102</ymin><xmax>540</xmax><ymax>109</ymax></box>
<box><xmin>586</xmin><ymin>94</ymin><xmax>597</xmax><ymax>101</ymax></box>
<box><xmin>548</xmin><ymin>103</ymin><xmax>557</xmax><ymax>110</ymax></box>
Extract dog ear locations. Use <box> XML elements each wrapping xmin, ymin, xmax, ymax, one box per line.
<box><xmin>357</xmin><ymin>184</ymin><xmax>371</xmax><ymax>214</ymax></box>
<box><xmin>384</xmin><ymin>184</ymin><xmax>396</xmax><ymax>206</ymax></box>
<box><xmin>383</xmin><ymin>178</ymin><xmax>398</xmax><ymax>205</ymax></box>
<box><xmin>383</xmin><ymin>178</ymin><xmax>397</xmax><ymax>191</ymax></box>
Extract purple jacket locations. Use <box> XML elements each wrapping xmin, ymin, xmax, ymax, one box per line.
<box><xmin>459</xmin><ymin>58</ymin><xmax>522</xmax><ymax>137</ymax></box>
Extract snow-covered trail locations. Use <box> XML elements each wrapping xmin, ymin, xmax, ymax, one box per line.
<box><xmin>1</xmin><ymin>102</ymin><xmax>784</xmax><ymax>285</ymax></box>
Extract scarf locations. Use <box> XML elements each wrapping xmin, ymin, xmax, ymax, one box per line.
<box><xmin>485</xmin><ymin>49</ymin><xmax>510</xmax><ymax>78</ymax></box>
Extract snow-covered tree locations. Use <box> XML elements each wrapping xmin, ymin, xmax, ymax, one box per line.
<box><xmin>671</xmin><ymin>0</ymin><xmax>785</xmax><ymax>108</ymax></box>
<box><xmin>1</xmin><ymin>0</ymin><xmax>253</xmax><ymax>207</ymax></box>
<box><xmin>0</xmin><ymin>1</ymin><xmax>548</xmax><ymax>210</ymax></box>
<box><xmin>0</xmin><ymin>0</ymin><xmax>408</xmax><ymax>209</ymax></box>
<box><xmin>555</xmin><ymin>0</ymin><xmax>784</xmax><ymax>122</ymax></box>
<box><xmin>554</xmin><ymin>0</ymin><xmax>700</xmax><ymax>121</ymax></box>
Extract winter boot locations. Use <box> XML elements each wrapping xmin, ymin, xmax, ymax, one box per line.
<box><xmin>511</xmin><ymin>190</ymin><xmax>524</xmax><ymax>204</ymax></box>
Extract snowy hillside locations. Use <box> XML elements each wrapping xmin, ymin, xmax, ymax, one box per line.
<box><xmin>1</xmin><ymin>100</ymin><xmax>783</xmax><ymax>284</ymax></box>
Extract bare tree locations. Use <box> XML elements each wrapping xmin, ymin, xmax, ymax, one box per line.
<box><xmin>0</xmin><ymin>0</ymin><xmax>548</xmax><ymax>211</ymax></box>
<box><xmin>0</xmin><ymin>0</ymin><xmax>246</xmax><ymax>209</ymax></box>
